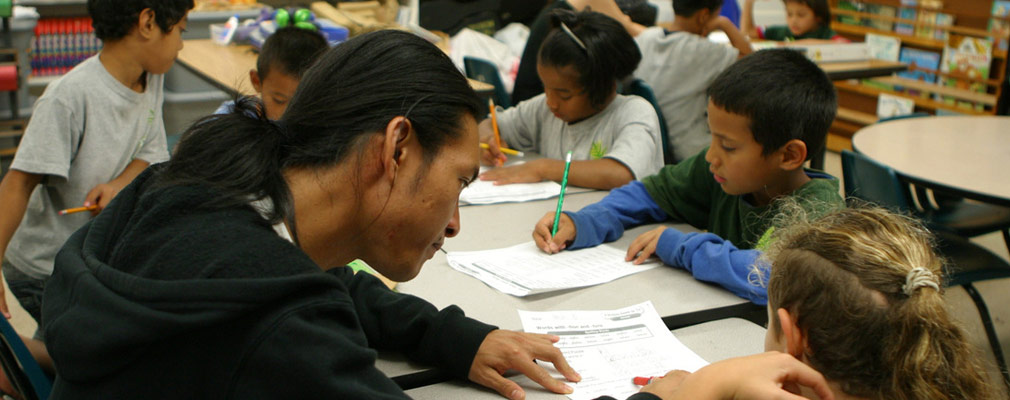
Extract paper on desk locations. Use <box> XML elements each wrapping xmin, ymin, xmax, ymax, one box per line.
<box><xmin>446</xmin><ymin>242</ymin><xmax>659</xmax><ymax>297</ymax></box>
<box><xmin>519</xmin><ymin>301</ymin><xmax>708</xmax><ymax>400</ymax></box>
<box><xmin>460</xmin><ymin>165</ymin><xmax>562</xmax><ymax>205</ymax></box>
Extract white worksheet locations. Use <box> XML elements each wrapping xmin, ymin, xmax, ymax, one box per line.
<box><xmin>519</xmin><ymin>302</ymin><xmax>708</xmax><ymax>400</ymax></box>
<box><xmin>460</xmin><ymin>165</ymin><xmax>563</xmax><ymax>205</ymax></box>
<box><xmin>446</xmin><ymin>242</ymin><xmax>659</xmax><ymax>297</ymax></box>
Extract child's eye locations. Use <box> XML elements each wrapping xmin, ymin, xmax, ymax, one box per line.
<box><xmin>721</xmin><ymin>145</ymin><xmax>735</xmax><ymax>152</ymax></box>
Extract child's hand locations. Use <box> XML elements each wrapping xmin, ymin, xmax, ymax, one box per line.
<box><xmin>479</xmin><ymin>161</ymin><xmax>544</xmax><ymax>185</ymax></box>
<box><xmin>533</xmin><ymin>212</ymin><xmax>576</xmax><ymax>254</ymax></box>
<box><xmin>626</xmin><ymin>226</ymin><xmax>669</xmax><ymax>264</ymax></box>
<box><xmin>84</xmin><ymin>179</ymin><xmax>129</xmax><ymax>216</ymax></box>
<box><xmin>639</xmin><ymin>370</ymin><xmax>691</xmax><ymax>398</ymax></box>
<box><xmin>480</xmin><ymin>139</ymin><xmax>508</xmax><ymax>167</ymax></box>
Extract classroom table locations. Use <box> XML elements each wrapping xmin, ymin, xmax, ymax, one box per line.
<box><xmin>404</xmin><ymin>318</ymin><xmax>768</xmax><ymax>399</ymax></box>
<box><xmin>852</xmin><ymin>116</ymin><xmax>1010</xmax><ymax>207</ymax></box>
<box><xmin>175</xmin><ymin>39</ymin><xmax>495</xmax><ymax>96</ymax></box>
<box><xmin>375</xmin><ymin>189</ymin><xmax>760</xmax><ymax>387</ymax></box>
<box><xmin>819</xmin><ymin>59</ymin><xmax>907</xmax><ymax>81</ymax></box>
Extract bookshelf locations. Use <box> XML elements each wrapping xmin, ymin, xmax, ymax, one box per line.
<box><xmin>827</xmin><ymin>0</ymin><xmax>1010</xmax><ymax>151</ymax></box>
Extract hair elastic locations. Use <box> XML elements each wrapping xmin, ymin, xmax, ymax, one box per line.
<box><xmin>559</xmin><ymin>22</ymin><xmax>587</xmax><ymax>52</ymax></box>
<box><xmin>902</xmin><ymin>267</ymin><xmax>939</xmax><ymax>296</ymax></box>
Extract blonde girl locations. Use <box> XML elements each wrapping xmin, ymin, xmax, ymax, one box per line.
<box><xmin>761</xmin><ymin>204</ymin><xmax>999</xmax><ymax>399</ymax></box>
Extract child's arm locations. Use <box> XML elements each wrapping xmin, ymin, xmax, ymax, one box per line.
<box><xmin>480</xmin><ymin>157</ymin><xmax>633</xmax><ymax>189</ymax></box>
<box><xmin>83</xmin><ymin>159</ymin><xmax>150</xmax><ymax>215</ymax></box>
<box><xmin>579</xmin><ymin>0</ymin><xmax>648</xmax><ymax>36</ymax></box>
<box><xmin>533</xmin><ymin>181</ymin><xmax>668</xmax><ymax>253</ymax></box>
<box><xmin>0</xmin><ymin>169</ymin><xmax>44</xmax><ymax>318</ymax></box>
<box><xmin>626</xmin><ymin>227</ymin><xmax>768</xmax><ymax>304</ymax></box>
<box><xmin>708</xmin><ymin>16</ymin><xmax>753</xmax><ymax>57</ymax></box>
<box><xmin>740</xmin><ymin>0</ymin><xmax>760</xmax><ymax>39</ymax></box>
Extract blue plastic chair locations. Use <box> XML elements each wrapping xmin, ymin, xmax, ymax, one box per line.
<box><xmin>463</xmin><ymin>56</ymin><xmax>511</xmax><ymax>109</ymax></box>
<box><xmin>841</xmin><ymin>149</ymin><xmax>1010</xmax><ymax>389</ymax></box>
<box><xmin>620</xmin><ymin>79</ymin><xmax>674</xmax><ymax>164</ymax></box>
<box><xmin>0</xmin><ymin>318</ymin><xmax>52</xmax><ymax>400</ymax></box>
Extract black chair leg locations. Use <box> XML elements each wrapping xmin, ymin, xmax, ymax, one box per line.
<box><xmin>963</xmin><ymin>283</ymin><xmax>1010</xmax><ymax>392</ymax></box>
<box><xmin>1002</xmin><ymin>229</ymin><xmax>1010</xmax><ymax>256</ymax></box>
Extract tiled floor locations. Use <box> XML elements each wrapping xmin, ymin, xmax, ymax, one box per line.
<box><xmin>6</xmin><ymin>151</ymin><xmax>1008</xmax><ymax>394</ymax></box>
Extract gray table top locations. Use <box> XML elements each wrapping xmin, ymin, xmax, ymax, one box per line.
<box><xmin>376</xmin><ymin>191</ymin><xmax>750</xmax><ymax>378</ymax></box>
<box><xmin>404</xmin><ymin>318</ymin><xmax>768</xmax><ymax>399</ymax></box>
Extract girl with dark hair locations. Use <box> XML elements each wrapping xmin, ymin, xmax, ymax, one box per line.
<box><xmin>480</xmin><ymin>9</ymin><xmax>664</xmax><ymax>190</ymax></box>
<box><xmin>39</xmin><ymin>30</ymin><xmax>584</xmax><ymax>399</ymax></box>
<box><xmin>741</xmin><ymin>0</ymin><xmax>845</xmax><ymax>41</ymax></box>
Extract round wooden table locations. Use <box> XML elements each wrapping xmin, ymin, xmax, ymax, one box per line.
<box><xmin>852</xmin><ymin>116</ymin><xmax>1010</xmax><ymax>207</ymax></box>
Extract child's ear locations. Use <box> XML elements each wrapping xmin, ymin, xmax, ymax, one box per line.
<box><xmin>136</xmin><ymin>8</ymin><xmax>157</xmax><ymax>40</ymax></box>
<box><xmin>249</xmin><ymin>69</ymin><xmax>263</xmax><ymax>94</ymax></box>
<box><xmin>777</xmin><ymin>308</ymin><xmax>808</xmax><ymax>360</ymax></box>
<box><xmin>778</xmin><ymin>139</ymin><xmax>808</xmax><ymax>170</ymax></box>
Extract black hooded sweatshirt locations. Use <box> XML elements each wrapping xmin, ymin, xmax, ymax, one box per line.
<box><xmin>42</xmin><ymin>166</ymin><xmax>496</xmax><ymax>399</ymax></box>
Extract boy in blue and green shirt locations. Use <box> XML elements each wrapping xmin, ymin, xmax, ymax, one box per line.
<box><xmin>533</xmin><ymin>49</ymin><xmax>844</xmax><ymax>305</ymax></box>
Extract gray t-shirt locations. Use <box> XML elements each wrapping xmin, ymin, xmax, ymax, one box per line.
<box><xmin>634</xmin><ymin>27</ymin><xmax>738</xmax><ymax>162</ymax></box>
<box><xmin>6</xmin><ymin>55</ymin><xmax>169</xmax><ymax>279</ymax></box>
<box><xmin>496</xmin><ymin>93</ymin><xmax>663</xmax><ymax>180</ymax></box>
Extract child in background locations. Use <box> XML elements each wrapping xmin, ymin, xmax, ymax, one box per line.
<box><xmin>741</xmin><ymin>0</ymin><xmax>845</xmax><ymax>41</ymax></box>
<box><xmin>511</xmin><ymin>0</ymin><xmax>658</xmax><ymax>105</ymax></box>
<box><xmin>532</xmin><ymin>49</ymin><xmax>843</xmax><ymax>305</ymax></box>
<box><xmin>600</xmin><ymin>0</ymin><xmax>753</xmax><ymax>162</ymax></box>
<box><xmin>757</xmin><ymin>204</ymin><xmax>1000</xmax><ymax>400</ymax></box>
<box><xmin>0</xmin><ymin>0</ymin><xmax>193</xmax><ymax>394</ymax></box>
<box><xmin>481</xmin><ymin>9</ymin><xmax>663</xmax><ymax>190</ymax></box>
<box><xmin>215</xmin><ymin>26</ymin><xmax>327</xmax><ymax>120</ymax></box>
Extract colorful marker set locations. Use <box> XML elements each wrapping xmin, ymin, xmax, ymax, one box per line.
<box><xmin>30</xmin><ymin>18</ymin><xmax>102</xmax><ymax>77</ymax></box>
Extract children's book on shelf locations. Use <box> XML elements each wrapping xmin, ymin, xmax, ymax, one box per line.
<box><xmin>937</xmin><ymin>34</ymin><xmax>992</xmax><ymax>111</ymax></box>
<box><xmin>877</xmin><ymin>93</ymin><xmax>915</xmax><ymax>118</ymax></box>
<box><xmin>916</xmin><ymin>10</ymin><xmax>954</xmax><ymax>41</ymax></box>
<box><xmin>895</xmin><ymin>7</ymin><xmax>917</xmax><ymax>36</ymax></box>
<box><xmin>896</xmin><ymin>47</ymin><xmax>941</xmax><ymax>97</ymax></box>
<box><xmin>866</xmin><ymin>33</ymin><xmax>901</xmax><ymax>61</ymax></box>
<box><xmin>990</xmin><ymin>1</ymin><xmax>1010</xmax><ymax>51</ymax></box>
<box><xmin>838</xmin><ymin>0</ymin><xmax>863</xmax><ymax>25</ymax></box>
<box><xmin>864</xmin><ymin>4</ymin><xmax>896</xmax><ymax>31</ymax></box>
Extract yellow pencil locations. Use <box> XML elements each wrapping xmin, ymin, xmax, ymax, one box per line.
<box><xmin>58</xmin><ymin>205</ymin><xmax>99</xmax><ymax>215</ymax></box>
<box><xmin>488</xmin><ymin>98</ymin><xmax>502</xmax><ymax>148</ymax></box>
<box><xmin>480</xmin><ymin>142</ymin><xmax>524</xmax><ymax>157</ymax></box>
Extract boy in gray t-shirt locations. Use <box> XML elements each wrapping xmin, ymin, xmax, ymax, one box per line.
<box><xmin>0</xmin><ymin>0</ymin><xmax>193</xmax><ymax>337</ymax></box>
<box><xmin>597</xmin><ymin>0</ymin><xmax>753</xmax><ymax>162</ymax></box>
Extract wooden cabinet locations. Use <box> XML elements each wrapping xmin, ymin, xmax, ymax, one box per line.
<box><xmin>827</xmin><ymin>0</ymin><xmax>1010</xmax><ymax>150</ymax></box>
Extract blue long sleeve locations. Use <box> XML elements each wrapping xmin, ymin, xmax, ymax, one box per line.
<box><xmin>565</xmin><ymin>181</ymin><xmax>668</xmax><ymax>250</ymax></box>
<box><xmin>654</xmin><ymin>228</ymin><xmax>769</xmax><ymax>305</ymax></box>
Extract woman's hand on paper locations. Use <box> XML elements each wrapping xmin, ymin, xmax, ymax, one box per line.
<box><xmin>639</xmin><ymin>370</ymin><xmax>691</xmax><ymax>398</ymax></box>
<box><xmin>469</xmin><ymin>330</ymin><xmax>581</xmax><ymax>400</ymax></box>
<box><xmin>533</xmin><ymin>212</ymin><xmax>575</xmax><ymax>254</ymax></box>
<box><xmin>667</xmin><ymin>352</ymin><xmax>836</xmax><ymax>400</ymax></box>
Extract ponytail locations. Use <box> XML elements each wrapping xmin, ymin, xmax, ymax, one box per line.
<box><xmin>539</xmin><ymin>9</ymin><xmax>641</xmax><ymax>109</ymax></box>
<box><xmin>763</xmin><ymin>203</ymin><xmax>1000</xmax><ymax>399</ymax></box>
<box><xmin>158</xmin><ymin>97</ymin><xmax>293</xmax><ymax>224</ymax></box>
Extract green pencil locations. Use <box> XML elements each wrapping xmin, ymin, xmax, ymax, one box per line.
<box><xmin>551</xmin><ymin>151</ymin><xmax>573</xmax><ymax>238</ymax></box>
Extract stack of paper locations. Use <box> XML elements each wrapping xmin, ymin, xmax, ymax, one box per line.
<box><xmin>519</xmin><ymin>302</ymin><xmax>709</xmax><ymax>400</ymax></box>
<box><xmin>446</xmin><ymin>242</ymin><xmax>659</xmax><ymax>296</ymax></box>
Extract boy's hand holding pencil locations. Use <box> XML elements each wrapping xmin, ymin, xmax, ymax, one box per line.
<box><xmin>533</xmin><ymin>212</ymin><xmax>576</xmax><ymax>254</ymax></box>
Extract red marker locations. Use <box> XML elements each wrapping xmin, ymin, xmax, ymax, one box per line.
<box><xmin>633</xmin><ymin>376</ymin><xmax>662</xmax><ymax>386</ymax></box>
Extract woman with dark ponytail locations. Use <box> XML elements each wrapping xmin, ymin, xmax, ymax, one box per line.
<box><xmin>39</xmin><ymin>30</ymin><xmax>584</xmax><ymax>400</ymax></box>
<box><xmin>480</xmin><ymin>9</ymin><xmax>664</xmax><ymax>190</ymax></box>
